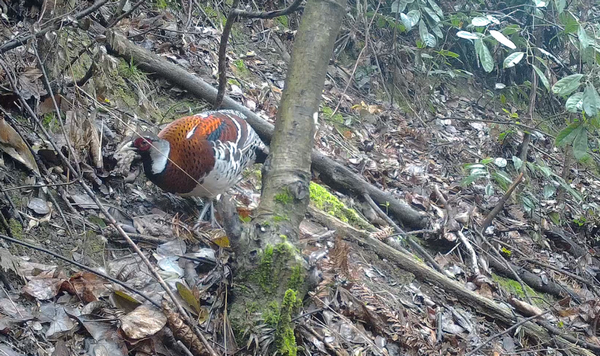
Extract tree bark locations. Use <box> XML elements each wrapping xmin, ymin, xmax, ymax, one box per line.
<box><xmin>229</xmin><ymin>1</ymin><xmax>346</xmax><ymax>354</ymax></box>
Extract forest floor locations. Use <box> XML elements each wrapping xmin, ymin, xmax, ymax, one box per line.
<box><xmin>1</xmin><ymin>1</ymin><xmax>600</xmax><ymax>356</ymax></box>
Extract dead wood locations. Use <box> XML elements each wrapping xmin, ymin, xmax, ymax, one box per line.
<box><xmin>307</xmin><ymin>206</ymin><xmax>599</xmax><ymax>354</ymax></box>
<box><xmin>104</xmin><ymin>30</ymin><xmax>428</xmax><ymax>229</ymax></box>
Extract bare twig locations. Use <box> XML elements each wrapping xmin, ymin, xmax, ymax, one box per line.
<box><xmin>214</xmin><ymin>0</ymin><xmax>304</xmax><ymax>109</ymax></box>
<box><xmin>479</xmin><ymin>172</ymin><xmax>524</xmax><ymax>234</ymax></box>
<box><xmin>363</xmin><ymin>194</ymin><xmax>448</xmax><ymax>277</ymax></box>
<box><xmin>107</xmin><ymin>0</ymin><xmax>145</xmax><ymax>28</ymax></box>
<box><xmin>0</xmin><ymin>58</ymin><xmax>219</xmax><ymax>356</ymax></box>
<box><xmin>523</xmin><ymin>258</ymin><xmax>600</xmax><ymax>296</ymax></box>
<box><xmin>32</xmin><ymin>42</ymin><xmax>81</xmax><ymax>176</ymax></box>
<box><xmin>465</xmin><ymin>310</ymin><xmax>550</xmax><ymax>356</ymax></box>
<box><xmin>0</xmin><ymin>233</ymin><xmax>158</xmax><ymax>307</ymax></box>
<box><xmin>332</xmin><ymin>0</ymin><xmax>381</xmax><ymax>117</ymax></box>
<box><xmin>0</xmin><ymin>0</ymin><xmax>109</xmax><ymax>54</ymax></box>
<box><xmin>456</xmin><ymin>230</ymin><xmax>480</xmax><ymax>275</ymax></box>
<box><xmin>214</xmin><ymin>0</ymin><xmax>242</xmax><ymax>110</ymax></box>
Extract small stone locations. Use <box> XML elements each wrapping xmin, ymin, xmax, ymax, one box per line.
<box><xmin>28</xmin><ymin>198</ymin><xmax>50</xmax><ymax>215</ymax></box>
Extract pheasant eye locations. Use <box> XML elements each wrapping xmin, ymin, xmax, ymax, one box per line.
<box><xmin>134</xmin><ymin>137</ymin><xmax>152</xmax><ymax>151</ymax></box>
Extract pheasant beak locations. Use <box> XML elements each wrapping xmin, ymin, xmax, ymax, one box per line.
<box><xmin>117</xmin><ymin>141</ymin><xmax>137</xmax><ymax>154</ymax></box>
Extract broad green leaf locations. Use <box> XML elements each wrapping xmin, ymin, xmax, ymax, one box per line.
<box><xmin>428</xmin><ymin>0</ymin><xmax>444</xmax><ymax>18</ymax></box>
<box><xmin>176</xmin><ymin>282</ymin><xmax>202</xmax><ymax>314</ymax></box>
<box><xmin>472</xmin><ymin>17</ymin><xmax>491</xmax><ymax>27</ymax></box>
<box><xmin>437</xmin><ymin>50</ymin><xmax>459</xmax><ymax>58</ymax></box>
<box><xmin>475</xmin><ymin>39</ymin><xmax>494</xmax><ymax>72</ymax></box>
<box><xmin>565</xmin><ymin>92</ymin><xmax>584</xmax><ymax>112</ymax></box>
<box><xmin>431</xmin><ymin>24</ymin><xmax>443</xmax><ymax>38</ymax></box>
<box><xmin>492</xmin><ymin>171</ymin><xmax>512</xmax><ymax>190</ymax></box>
<box><xmin>400</xmin><ymin>13</ymin><xmax>413</xmax><ymax>31</ymax></box>
<box><xmin>512</xmin><ymin>156</ymin><xmax>523</xmax><ymax>171</ymax></box>
<box><xmin>533</xmin><ymin>0</ymin><xmax>548</xmax><ymax>7</ymax></box>
<box><xmin>521</xmin><ymin>195</ymin><xmax>535</xmax><ymax>213</ymax></box>
<box><xmin>532</xmin><ymin>64</ymin><xmax>550</xmax><ymax>91</ymax></box>
<box><xmin>503</xmin><ymin>52</ymin><xmax>524</xmax><ymax>68</ymax></box>
<box><xmin>572</xmin><ymin>125</ymin><xmax>588</xmax><ymax>161</ymax></box>
<box><xmin>391</xmin><ymin>0</ymin><xmax>407</xmax><ymax>14</ymax></box>
<box><xmin>457</xmin><ymin>31</ymin><xmax>481</xmax><ymax>40</ymax></box>
<box><xmin>582</xmin><ymin>84</ymin><xmax>600</xmax><ymax>117</ymax></box>
<box><xmin>486</xmin><ymin>15</ymin><xmax>500</xmax><ymax>25</ymax></box>
<box><xmin>555</xmin><ymin>122</ymin><xmax>580</xmax><ymax>147</ymax></box>
<box><xmin>480</xmin><ymin>158</ymin><xmax>494</xmax><ymax>165</ymax></box>
<box><xmin>490</xmin><ymin>30</ymin><xmax>516</xmax><ymax>49</ymax></box>
<box><xmin>462</xmin><ymin>168</ymin><xmax>488</xmax><ymax>186</ymax></box>
<box><xmin>552</xmin><ymin>175</ymin><xmax>583</xmax><ymax>202</ymax></box>
<box><xmin>559</xmin><ymin>12</ymin><xmax>579</xmax><ymax>34</ymax></box>
<box><xmin>543</xmin><ymin>184</ymin><xmax>556</xmax><ymax>199</ymax></box>
<box><xmin>501</xmin><ymin>24</ymin><xmax>521</xmax><ymax>36</ymax></box>
<box><xmin>554</xmin><ymin>0</ymin><xmax>566</xmax><ymax>13</ymax></box>
<box><xmin>552</xmin><ymin>74</ymin><xmax>583</xmax><ymax>96</ymax></box>
<box><xmin>578</xmin><ymin>25</ymin><xmax>592</xmax><ymax>49</ymax></box>
<box><xmin>423</xmin><ymin>7</ymin><xmax>440</xmax><ymax>23</ymax></box>
<box><xmin>419</xmin><ymin>20</ymin><xmax>436</xmax><ymax>47</ymax></box>
<box><xmin>406</xmin><ymin>10</ymin><xmax>421</xmax><ymax>27</ymax></box>
<box><xmin>535</xmin><ymin>163</ymin><xmax>552</xmax><ymax>177</ymax></box>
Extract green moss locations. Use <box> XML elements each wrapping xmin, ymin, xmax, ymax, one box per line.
<box><xmin>42</xmin><ymin>113</ymin><xmax>55</xmax><ymax>130</ymax></box>
<box><xmin>321</xmin><ymin>106</ymin><xmax>344</xmax><ymax>125</ymax></box>
<box><xmin>263</xmin><ymin>301</ymin><xmax>280</xmax><ymax>327</ymax></box>
<box><xmin>8</xmin><ymin>219</ymin><xmax>23</xmax><ymax>239</ymax></box>
<box><xmin>492</xmin><ymin>274</ymin><xmax>545</xmax><ymax>306</ymax></box>
<box><xmin>309</xmin><ymin>182</ymin><xmax>369</xmax><ymax>229</ymax></box>
<box><xmin>259</xmin><ymin>245</ymin><xmax>274</xmax><ymax>292</ymax></box>
<box><xmin>276</xmin><ymin>289</ymin><xmax>301</xmax><ymax>356</ymax></box>
<box><xmin>287</xmin><ymin>265</ymin><xmax>304</xmax><ymax>291</ymax></box>
<box><xmin>273</xmin><ymin>214</ymin><xmax>289</xmax><ymax>222</ymax></box>
<box><xmin>255</xmin><ymin>242</ymin><xmax>304</xmax><ymax>295</ymax></box>
<box><xmin>275</xmin><ymin>16</ymin><xmax>289</xmax><ymax>28</ymax></box>
<box><xmin>232</xmin><ymin>59</ymin><xmax>250</xmax><ymax>77</ymax></box>
<box><xmin>118</xmin><ymin>59</ymin><xmax>145</xmax><ymax>82</ymax></box>
<box><xmin>274</xmin><ymin>188</ymin><xmax>294</xmax><ymax>205</ymax></box>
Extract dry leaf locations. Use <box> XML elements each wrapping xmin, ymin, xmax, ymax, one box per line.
<box><xmin>0</xmin><ymin>117</ymin><xmax>40</xmax><ymax>175</ymax></box>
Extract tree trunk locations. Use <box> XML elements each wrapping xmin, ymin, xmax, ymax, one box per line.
<box><xmin>228</xmin><ymin>0</ymin><xmax>347</xmax><ymax>355</ymax></box>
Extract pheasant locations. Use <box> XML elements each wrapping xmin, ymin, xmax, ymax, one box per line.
<box><xmin>129</xmin><ymin>109</ymin><xmax>265</xmax><ymax>227</ymax></box>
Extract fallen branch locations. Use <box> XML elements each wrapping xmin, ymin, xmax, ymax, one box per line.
<box><xmin>104</xmin><ymin>30</ymin><xmax>427</xmax><ymax>229</ymax></box>
<box><xmin>307</xmin><ymin>206</ymin><xmax>599</xmax><ymax>354</ymax></box>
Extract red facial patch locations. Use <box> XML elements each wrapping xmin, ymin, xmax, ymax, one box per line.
<box><xmin>133</xmin><ymin>137</ymin><xmax>152</xmax><ymax>151</ymax></box>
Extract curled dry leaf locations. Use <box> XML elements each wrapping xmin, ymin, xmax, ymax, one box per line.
<box><xmin>162</xmin><ymin>301</ymin><xmax>208</xmax><ymax>355</ymax></box>
<box><xmin>0</xmin><ymin>117</ymin><xmax>40</xmax><ymax>175</ymax></box>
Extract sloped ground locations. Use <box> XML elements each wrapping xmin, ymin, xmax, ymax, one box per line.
<box><xmin>1</xmin><ymin>1</ymin><xmax>600</xmax><ymax>356</ymax></box>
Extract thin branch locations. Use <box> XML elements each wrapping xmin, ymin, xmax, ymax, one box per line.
<box><xmin>479</xmin><ymin>172</ymin><xmax>524</xmax><ymax>234</ymax></box>
<box><xmin>107</xmin><ymin>0</ymin><xmax>145</xmax><ymax>28</ymax></box>
<box><xmin>0</xmin><ymin>233</ymin><xmax>159</xmax><ymax>307</ymax></box>
<box><xmin>214</xmin><ymin>0</ymin><xmax>304</xmax><ymax>109</ymax></box>
<box><xmin>465</xmin><ymin>311</ymin><xmax>549</xmax><ymax>356</ymax></box>
<box><xmin>233</xmin><ymin>0</ymin><xmax>303</xmax><ymax>19</ymax></box>
<box><xmin>0</xmin><ymin>58</ymin><xmax>219</xmax><ymax>356</ymax></box>
<box><xmin>0</xmin><ymin>0</ymin><xmax>109</xmax><ymax>54</ymax></box>
<box><xmin>214</xmin><ymin>0</ymin><xmax>241</xmax><ymax>110</ymax></box>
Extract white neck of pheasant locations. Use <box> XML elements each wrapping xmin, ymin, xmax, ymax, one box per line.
<box><xmin>148</xmin><ymin>139</ymin><xmax>171</xmax><ymax>174</ymax></box>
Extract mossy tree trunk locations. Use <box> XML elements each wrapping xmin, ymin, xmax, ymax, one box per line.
<box><xmin>228</xmin><ymin>0</ymin><xmax>347</xmax><ymax>354</ymax></box>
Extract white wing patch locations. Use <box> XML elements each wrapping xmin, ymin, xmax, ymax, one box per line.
<box><xmin>186</xmin><ymin>124</ymin><xmax>199</xmax><ymax>139</ymax></box>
